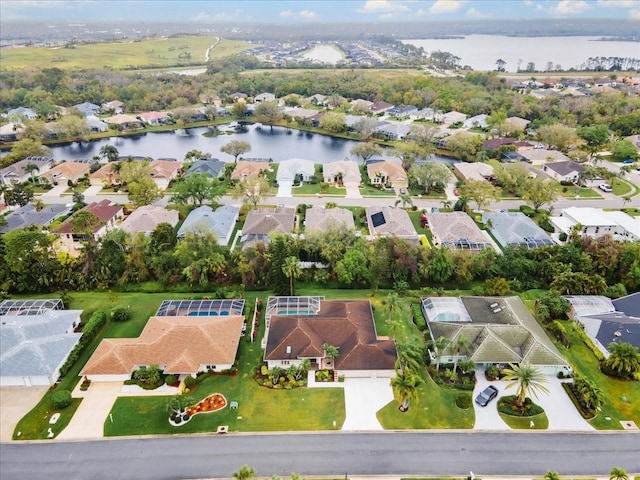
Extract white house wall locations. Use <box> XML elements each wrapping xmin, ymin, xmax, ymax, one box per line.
<box><xmin>86</xmin><ymin>374</ymin><xmax>130</xmax><ymax>382</ymax></box>
<box><xmin>339</xmin><ymin>369</ymin><xmax>395</xmax><ymax>379</ymax></box>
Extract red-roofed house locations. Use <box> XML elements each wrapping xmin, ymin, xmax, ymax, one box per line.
<box><xmin>55</xmin><ymin>199</ymin><xmax>123</xmax><ymax>252</ymax></box>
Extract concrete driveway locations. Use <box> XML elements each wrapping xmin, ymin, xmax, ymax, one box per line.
<box><xmin>473</xmin><ymin>371</ymin><xmax>594</xmax><ymax>431</ymax></box>
<box><xmin>40</xmin><ymin>184</ymin><xmax>69</xmax><ymax>197</ymax></box>
<box><xmin>341</xmin><ymin>377</ymin><xmax>393</xmax><ymax>431</ymax></box>
<box><xmin>0</xmin><ymin>387</ymin><xmax>48</xmax><ymax>441</ymax></box>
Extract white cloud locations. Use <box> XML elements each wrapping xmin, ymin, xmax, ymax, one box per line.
<box><xmin>299</xmin><ymin>10</ymin><xmax>318</xmax><ymax>19</ymax></box>
<box><xmin>416</xmin><ymin>8</ymin><xmax>426</xmax><ymax>15</ymax></box>
<box><xmin>380</xmin><ymin>12</ymin><xmax>395</xmax><ymax>19</ymax></box>
<box><xmin>358</xmin><ymin>0</ymin><xmax>410</xmax><ymax>13</ymax></box>
<box><xmin>597</xmin><ymin>0</ymin><xmax>636</xmax><ymax>7</ymax></box>
<box><xmin>551</xmin><ymin>0</ymin><xmax>591</xmax><ymax>15</ymax></box>
<box><xmin>630</xmin><ymin>8</ymin><xmax>640</xmax><ymax>19</ymax></box>
<box><xmin>523</xmin><ymin>0</ymin><xmax>534</xmax><ymax>6</ymax></box>
<box><xmin>466</xmin><ymin>7</ymin><xmax>489</xmax><ymax>18</ymax></box>
<box><xmin>429</xmin><ymin>0</ymin><xmax>464</xmax><ymax>14</ymax></box>
<box><xmin>279</xmin><ymin>10</ymin><xmax>294</xmax><ymax>18</ymax></box>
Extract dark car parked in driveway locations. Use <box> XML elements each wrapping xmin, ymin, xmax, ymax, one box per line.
<box><xmin>475</xmin><ymin>385</ymin><xmax>498</xmax><ymax>407</ymax></box>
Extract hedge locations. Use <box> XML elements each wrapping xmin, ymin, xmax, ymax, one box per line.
<box><xmin>573</xmin><ymin>322</ymin><xmax>606</xmax><ymax>361</ymax></box>
<box><xmin>59</xmin><ymin>310</ymin><xmax>107</xmax><ymax>376</ymax></box>
<box><xmin>561</xmin><ymin>382</ymin><xmax>597</xmax><ymax>420</ymax></box>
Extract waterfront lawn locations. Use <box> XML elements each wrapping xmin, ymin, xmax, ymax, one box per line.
<box><xmin>553</xmin><ymin>321</ymin><xmax>640</xmax><ymax>429</ymax></box>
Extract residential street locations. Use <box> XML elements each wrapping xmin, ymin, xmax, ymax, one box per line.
<box><xmin>1</xmin><ymin>431</ymin><xmax>638</xmax><ymax>479</ymax></box>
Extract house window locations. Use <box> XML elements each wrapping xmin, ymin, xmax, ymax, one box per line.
<box><xmin>281</xmin><ymin>360</ymin><xmax>290</xmax><ymax>365</ymax></box>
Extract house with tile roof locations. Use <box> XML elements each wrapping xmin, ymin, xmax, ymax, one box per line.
<box><xmin>120</xmin><ymin>205</ymin><xmax>179</xmax><ymax>236</ymax></box>
<box><xmin>89</xmin><ymin>162</ymin><xmax>120</xmax><ymax>187</ymax></box>
<box><xmin>422</xmin><ymin>296</ymin><xmax>568</xmax><ymax>374</ymax></box>
<box><xmin>506</xmin><ymin>116</ymin><xmax>531</xmax><ymax>132</ymax></box>
<box><xmin>519</xmin><ymin>149</ymin><xmax>572</xmax><ymax>165</ymax></box>
<box><xmin>365</xmin><ymin>206</ymin><xmax>417</xmax><ymax>240</ymax></box>
<box><xmin>439</xmin><ymin>110</ymin><xmax>467</xmax><ymax>126</ymax></box>
<box><xmin>0</xmin><ymin>204</ymin><xmax>70</xmax><ymax>234</ymax></box>
<box><xmin>39</xmin><ymin>161</ymin><xmax>91</xmax><ymax>185</ymax></box>
<box><xmin>241</xmin><ymin>207</ymin><xmax>295</xmax><ymax>249</ymax></box>
<box><xmin>81</xmin><ymin>309</ymin><xmax>245</xmax><ymax>382</ymax></box>
<box><xmin>138</xmin><ymin>111</ymin><xmax>171</xmax><ymax>126</ymax></box>
<box><xmin>0</xmin><ymin>157</ymin><xmax>53</xmax><ymax>185</ymax></box>
<box><xmin>453</xmin><ymin>162</ymin><xmax>495</xmax><ymax>183</ymax></box>
<box><xmin>184</xmin><ymin>158</ymin><xmax>226</xmax><ymax>179</ymax></box>
<box><xmin>366</xmin><ymin>160</ymin><xmax>408</xmax><ymax>190</ymax></box>
<box><xmin>426</xmin><ymin>212</ymin><xmax>491</xmax><ymax>250</ymax></box>
<box><xmin>101</xmin><ymin>100</ymin><xmax>124</xmax><ymax>114</ymax></box>
<box><xmin>104</xmin><ymin>114</ymin><xmax>143</xmax><ymax>130</ymax></box>
<box><xmin>370</xmin><ymin>101</ymin><xmax>394</xmax><ymax>115</ymax></box>
<box><xmin>304</xmin><ymin>206</ymin><xmax>355</xmax><ymax>234</ymax></box>
<box><xmin>255</xmin><ymin>92</ymin><xmax>276</xmax><ymax>103</ymax></box>
<box><xmin>482</xmin><ymin>211</ymin><xmax>554</xmax><ymax>249</ymax></box>
<box><xmin>0</xmin><ymin>300</ymin><xmax>82</xmax><ymax>387</ymax></box>
<box><xmin>322</xmin><ymin>160</ymin><xmax>361</xmax><ymax>189</ymax></box>
<box><xmin>177</xmin><ymin>205</ymin><xmax>239</xmax><ymax>246</ymax></box>
<box><xmin>148</xmin><ymin>159</ymin><xmax>182</xmax><ymax>189</ymax></box>
<box><xmin>55</xmin><ymin>200</ymin><xmax>123</xmax><ymax>252</ymax></box>
<box><xmin>231</xmin><ymin>160</ymin><xmax>271</xmax><ymax>181</ymax></box>
<box><xmin>264</xmin><ymin>297</ymin><xmax>397</xmax><ymax>377</ymax></box>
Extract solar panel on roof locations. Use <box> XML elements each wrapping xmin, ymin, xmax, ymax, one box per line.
<box><xmin>371</xmin><ymin>211</ymin><xmax>386</xmax><ymax>228</ymax></box>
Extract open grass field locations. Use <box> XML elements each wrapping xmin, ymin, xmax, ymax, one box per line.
<box><xmin>0</xmin><ymin>36</ymin><xmax>251</xmax><ymax>71</ymax></box>
<box><xmin>498</xmin><ymin>411</ymin><xmax>549</xmax><ymax>429</ymax></box>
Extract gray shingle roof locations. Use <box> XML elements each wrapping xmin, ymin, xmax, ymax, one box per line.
<box><xmin>1</xmin><ymin>204</ymin><xmax>69</xmax><ymax>234</ymax></box>
<box><xmin>184</xmin><ymin>159</ymin><xmax>226</xmax><ymax>178</ymax></box>
<box><xmin>482</xmin><ymin>211</ymin><xmax>554</xmax><ymax>248</ymax></box>
<box><xmin>177</xmin><ymin>205</ymin><xmax>239</xmax><ymax>245</ymax></box>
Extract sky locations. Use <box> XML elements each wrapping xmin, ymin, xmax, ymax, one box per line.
<box><xmin>1</xmin><ymin>0</ymin><xmax>639</xmax><ymax>23</ymax></box>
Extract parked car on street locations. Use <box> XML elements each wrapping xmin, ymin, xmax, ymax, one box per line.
<box><xmin>622</xmin><ymin>159</ymin><xmax>634</xmax><ymax>164</ymax></box>
<box><xmin>475</xmin><ymin>385</ymin><xmax>499</xmax><ymax>407</ymax></box>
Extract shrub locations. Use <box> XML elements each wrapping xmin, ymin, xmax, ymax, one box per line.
<box><xmin>497</xmin><ymin>395</ymin><xmax>544</xmax><ymax>417</ymax></box>
<box><xmin>184</xmin><ymin>375</ymin><xmax>196</xmax><ymax>388</ymax></box>
<box><xmin>519</xmin><ymin>205</ymin><xmax>535</xmax><ymax>217</ymax></box>
<box><xmin>111</xmin><ymin>308</ymin><xmax>131</xmax><ymax>322</ymax></box>
<box><xmin>485</xmin><ymin>365</ymin><xmax>499</xmax><ymax>380</ymax></box>
<box><xmin>51</xmin><ymin>390</ymin><xmax>72</xmax><ymax>409</ymax></box>
<box><xmin>59</xmin><ymin>310</ymin><xmax>107</xmax><ymax>376</ymax></box>
<box><xmin>165</xmin><ymin>374</ymin><xmax>178</xmax><ymax>386</ymax></box>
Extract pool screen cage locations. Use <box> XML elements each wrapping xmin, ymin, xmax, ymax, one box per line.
<box><xmin>0</xmin><ymin>299</ymin><xmax>64</xmax><ymax>316</ymax></box>
<box><xmin>265</xmin><ymin>296</ymin><xmax>324</xmax><ymax>325</ymax></box>
<box><xmin>155</xmin><ymin>299</ymin><xmax>246</xmax><ymax>317</ymax></box>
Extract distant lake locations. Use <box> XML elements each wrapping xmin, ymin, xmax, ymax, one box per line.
<box><xmin>403</xmin><ymin>35</ymin><xmax>639</xmax><ymax>72</ymax></box>
<box><xmin>303</xmin><ymin>44</ymin><xmax>344</xmax><ymax>64</ymax></box>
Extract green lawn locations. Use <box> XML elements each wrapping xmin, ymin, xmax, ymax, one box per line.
<box><xmin>0</xmin><ymin>37</ymin><xmax>251</xmax><ymax>70</ymax></box>
<box><xmin>559</xmin><ymin>186</ymin><xmax>603</xmax><ymax>198</ymax></box>
<box><xmin>552</xmin><ymin>321</ymin><xmax>640</xmax><ymax>429</ymax></box>
<box><xmin>612</xmin><ymin>179</ymin><xmax>633</xmax><ymax>196</ymax></box>
<box><xmin>292</xmin><ymin>183</ymin><xmax>346</xmax><ymax>196</ymax></box>
<box><xmin>359</xmin><ymin>186</ymin><xmax>396</xmax><ymax>197</ymax></box>
<box><xmin>498</xmin><ymin>411</ymin><xmax>549</xmax><ymax>429</ymax></box>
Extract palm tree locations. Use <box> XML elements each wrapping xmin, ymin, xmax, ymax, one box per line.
<box><xmin>395</xmin><ymin>338</ymin><xmax>424</xmax><ymax>375</ymax></box>
<box><xmin>24</xmin><ymin>163</ymin><xmax>40</xmax><ymax>183</ymax></box>
<box><xmin>449</xmin><ymin>336</ymin><xmax>470</xmax><ymax>372</ymax></box>
<box><xmin>609</xmin><ymin>467</ymin><xmax>628</xmax><ymax>480</ymax></box>
<box><xmin>427</xmin><ymin>336</ymin><xmax>450</xmax><ymax>370</ymax></box>
<box><xmin>440</xmin><ymin>199</ymin><xmax>452</xmax><ymax>210</ymax></box>
<box><xmin>281</xmin><ymin>256</ymin><xmax>301</xmax><ymax>296</ymax></box>
<box><xmin>394</xmin><ymin>192</ymin><xmax>414</xmax><ymax>209</ymax></box>
<box><xmin>391</xmin><ymin>369</ymin><xmax>422</xmax><ymax>412</ymax></box>
<box><xmin>99</xmin><ymin>144</ymin><xmax>119</xmax><ymax>163</ymax></box>
<box><xmin>502</xmin><ymin>363</ymin><xmax>549</xmax><ymax>409</ymax></box>
<box><xmin>604</xmin><ymin>342</ymin><xmax>640</xmax><ymax>378</ymax></box>
<box><xmin>323</xmin><ymin>343</ymin><xmax>339</xmax><ymax>369</ymax></box>
<box><xmin>385</xmin><ymin>292</ymin><xmax>399</xmax><ymax>323</ymax></box>
<box><xmin>543</xmin><ymin>471</ymin><xmax>561</xmax><ymax>480</ymax></box>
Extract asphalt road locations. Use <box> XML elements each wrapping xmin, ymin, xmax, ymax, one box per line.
<box><xmin>1</xmin><ymin>431</ymin><xmax>639</xmax><ymax>480</ymax></box>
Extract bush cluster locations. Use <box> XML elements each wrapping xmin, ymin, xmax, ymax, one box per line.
<box><xmin>456</xmin><ymin>393</ymin><xmax>472</xmax><ymax>409</ymax></box>
<box><xmin>111</xmin><ymin>307</ymin><xmax>131</xmax><ymax>322</ymax></box>
<box><xmin>51</xmin><ymin>390</ymin><xmax>72</xmax><ymax>409</ymax></box>
<box><xmin>59</xmin><ymin>311</ymin><xmax>107</xmax><ymax>376</ymax></box>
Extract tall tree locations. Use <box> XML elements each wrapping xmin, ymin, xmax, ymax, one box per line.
<box><xmin>502</xmin><ymin>363</ymin><xmax>549</xmax><ymax>408</ymax></box>
<box><xmin>577</xmin><ymin>124</ymin><xmax>609</xmax><ymax>163</ymax></box>
<box><xmin>537</xmin><ymin>124</ymin><xmax>578</xmax><ymax>152</ymax></box>
<box><xmin>522</xmin><ymin>178</ymin><xmax>558</xmax><ymax>212</ymax></box>
<box><xmin>281</xmin><ymin>256</ymin><xmax>301</xmax><ymax>296</ymax></box>
<box><xmin>408</xmin><ymin>162</ymin><xmax>452</xmax><ymax>194</ymax></box>
<box><xmin>254</xmin><ymin>100</ymin><xmax>282</xmax><ymax>129</ymax></box>
<box><xmin>393</xmin><ymin>142</ymin><xmax>425</xmax><ymax>171</ymax></box>
<box><xmin>350</xmin><ymin>143</ymin><xmax>382</xmax><ymax>164</ymax></box>
<box><xmin>99</xmin><ymin>144</ymin><xmax>120</xmax><ymax>163</ymax></box>
<box><xmin>171</xmin><ymin>173</ymin><xmax>225</xmax><ymax>206</ymax></box>
<box><xmin>609</xmin><ymin>467</ymin><xmax>629</xmax><ymax>480</ymax></box>
<box><xmin>391</xmin><ymin>369</ymin><xmax>422</xmax><ymax>411</ymax></box>
<box><xmin>221</xmin><ymin>140</ymin><xmax>251</xmax><ymax>163</ymax></box>
<box><xmin>232</xmin><ymin>174</ymin><xmax>270</xmax><ymax>208</ymax></box>
<box><xmin>427</xmin><ymin>336</ymin><xmax>450</xmax><ymax>370</ymax></box>
<box><xmin>458</xmin><ymin>179</ymin><xmax>500</xmax><ymax>211</ymax></box>
<box><xmin>127</xmin><ymin>177</ymin><xmax>162</xmax><ymax>207</ymax></box>
<box><xmin>604</xmin><ymin>342</ymin><xmax>640</xmax><ymax>378</ymax></box>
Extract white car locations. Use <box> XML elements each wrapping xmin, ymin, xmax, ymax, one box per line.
<box><xmin>599</xmin><ymin>183</ymin><xmax>613</xmax><ymax>192</ymax></box>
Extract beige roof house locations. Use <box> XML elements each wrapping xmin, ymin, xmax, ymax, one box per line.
<box><xmin>149</xmin><ymin>160</ymin><xmax>182</xmax><ymax>189</ymax></box>
<box><xmin>453</xmin><ymin>162</ymin><xmax>495</xmax><ymax>182</ymax></box>
<box><xmin>506</xmin><ymin>116</ymin><xmax>531</xmax><ymax>131</ymax></box>
<box><xmin>366</xmin><ymin>161</ymin><xmax>408</xmax><ymax>189</ymax></box>
<box><xmin>119</xmin><ymin>205</ymin><xmax>179</xmax><ymax>235</ymax></box>
<box><xmin>39</xmin><ymin>162</ymin><xmax>91</xmax><ymax>184</ymax></box>
<box><xmin>365</xmin><ymin>206</ymin><xmax>417</xmax><ymax>238</ymax></box>
<box><xmin>426</xmin><ymin>212</ymin><xmax>490</xmax><ymax>250</ymax></box>
<box><xmin>231</xmin><ymin>161</ymin><xmax>270</xmax><ymax>181</ymax></box>
<box><xmin>104</xmin><ymin>114</ymin><xmax>143</xmax><ymax>129</ymax></box>
<box><xmin>81</xmin><ymin>314</ymin><xmax>244</xmax><ymax>380</ymax></box>
<box><xmin>305</xmin><ymin>206</ymin><xmax>355</xmax><ymax>234</ymax></box>
<box><xmin>323</xmin><ymin>160</ymin><xmax>361</xmax><ymax>188</ymax></box>
<box><xmin>241</xmin><ymin>207</ymin><xmax>296</xmax><ymax>249</ymax></box>
<box><xmin>439</xmin><ymin>110</ymin><xmax>468</xmax><ymax>126</ymax></box>
<box><xmin>520</xmin><ymin>149</ymin><xmax>572</xmax><ymax>165</ymax></box>
<box><xmin>89</xmin><ymin>162</ymin><xmax>120</xmax><ymax>186</ymax></box>
<box><xmin>423</xmin><ymin>296</ymin><xmax>568</xmax><ymax>374</ymax></box>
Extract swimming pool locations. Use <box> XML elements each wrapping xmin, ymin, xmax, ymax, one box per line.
<box><xmin>188</xmin><ymin>311</ymin><xmax>230</xmax><ymax>316</ymax></box>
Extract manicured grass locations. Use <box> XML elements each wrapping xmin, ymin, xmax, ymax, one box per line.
<box><xmin>498</xmin><ymin>411</ymin><xmax>549</xmax><ymax>429</ymax></box>
<box><xmin>292</xmin><ymin>183</ymin><xmax>345</xmax><ymax>196</ymax></box>
<box><xmin>359</xmin><ymin>186</ymin><xmax>396</xmax><ymax>197</ymax></box>
<box><xmin>377</xmin><ymin>373</ymin><xmax>475</xmax><ymax>429</ymax></box>
<box><xmin>13</xmin><ymin>398</ymin><xmax>82</xmax><ymax>440</ymax></box>
<box><xmin>0</xmin><ymin>37</ymin><xmax>251</xmax><ymax>70</ymax></box>
<box><xmin>552</xmin><ymin>321</ymin><xmax>640</xmax><ymax>429</ymax></box>
<box><xmin>612</xmin><ymin>178</ymin><xmax>632</xmax><ymax>196</ymax></box>
<box><xmin>559</xmin><ymin>186</ymin><xmax>603</xmax><ymax>198</ymax></box>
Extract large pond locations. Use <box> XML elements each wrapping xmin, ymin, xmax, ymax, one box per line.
<box><xmin>42</xmin><ymin>124</ymin><xmax>453</xmax><ymax>165</ymax></box>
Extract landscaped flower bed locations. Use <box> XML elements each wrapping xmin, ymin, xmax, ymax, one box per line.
<box><xmin>169</xmin><ymin>393</ymin><xmax>227</xmax><ymax>426</ymax></box>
